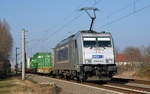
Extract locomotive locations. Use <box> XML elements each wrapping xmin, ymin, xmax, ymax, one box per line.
<box><xmin>26</xmin><ymin>7</ymin><xmax>117</xmax><ymax>81</ymax></box>
<box><xmin>53</xmin><ymin>30</ymin><xmax>117</xmax><ymax>81</ymax></box>
<box><xmin>27</xmin><ymin>30</ymin><xmax>117</xmax><ymax>81</ymax></box>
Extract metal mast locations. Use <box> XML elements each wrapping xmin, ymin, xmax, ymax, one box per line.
<box><xmin>15</xmin><ymin>47</ymin><xmax>19</xmax><ymax>75</ymax></box>
<box><xmin>80</xmin><ymin>7</ymin><xmax>99</xmax><ymax>31</ymax></box>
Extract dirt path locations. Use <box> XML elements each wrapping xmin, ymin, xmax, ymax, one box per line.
<box><xmin>0</xmin><ymin>76</ymin><xmax>57</xmax><ymax>94</ymax></box>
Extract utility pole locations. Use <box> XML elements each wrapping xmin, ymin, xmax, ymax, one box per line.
<box><xmin>80</xmin><ymin>7</ymin><xmax>99</xmax><ymax>31</ymax></box>
<box><xmin>15</xmin><ymin>47</ymin><xmax>19</xmax><ymax>75</ymax></box>
<box><xmin>22</xmin><ymin>29</ymin><xmax>27</xmax><ymax>80</ymax></box>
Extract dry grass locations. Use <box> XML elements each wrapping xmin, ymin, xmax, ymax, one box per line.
<box><xmin>0</xmin><ymin>77</ymin><xmax>59</xmax><ymax>94</ymax></box>
<box><xmin>134</xmin><ymin>63</ymin><xmax>150</xmax><ymax>80</ymax></box>
<box><xmin>115</xmin><ymin>64</ymin><xmax>150</xmax><ymax>81</ymax></box>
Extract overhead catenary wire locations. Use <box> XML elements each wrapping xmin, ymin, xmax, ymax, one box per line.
<box><xmin>92</xmin><ymin>0</ymin><xmax>103</xmax><ymax>7</ymax></box>
<box><xmin>96</xmin><ymin>0</ymin><xmax>141</xmax><ymax>31</ymax></box>
<box><xmin>53</xmin><ymin>0</ymin><xmax>103</xmax><ymax>39</ymax></box>
<box><xmin>78</xmin><ymin>0</ymin><xmax>142</xmax><ymax>32</ymax></box>
<box><xmin>26</xmin><ymin>1</ymin><xmax>95</xmax><ymax>55</ymax></box>
<box><xmin>62</xmin><ymin>0</ymin><xmax>90</xmax><ymax>21</ymax></box>
<box><xmin>46</xmin><ymin>13</ymin><xmax>82</xmax><ymax>40</ymax></box>
<box><xmin>46</xmin><ymin>0</ymin><xmax>103</xmax><ymax>40</ymax></box>
<box><xmin>63</xmin><ymin>0</ymin><xmax>102</xmax><ymax>33</ymax></box>
<box><xmin>52</xmin><ymin>0</ymin><xmax>103</xmax><ymax>39</ymax></box>
<box><xmin>28</xmin><ymin>0</ymin><xmax>91</xmax><ymax>43</ymax></box>
<box><xmin>27</xmin><ymin>0</ymin><xmax>145</xmax><ymax>43</ymax></box>
<box><xmin>30</xmin><ymin>0</ymin><xmax>103</xmax><ymax>43</ymax></box>
<box><xmin>25</xmin><ymin>0</ymin><xmax>150</xmax><ymax>58</ymax></box>
<box><xmin>107</xmin><ymin>0</ymin><xmax>141</xmax><ymax>18</ymax></box>
<box><xmin>45</xmin><ymin>0</ymin><xmax>90</xmax><ymax>33</ymax></box>
<box><xmin>96</xmin><ymin>3</ymin><xmax>150</xmax><ymax>30</ymax></box>
<box><xmin>38</xmin><ymin>0</ymin><xmax>103</xmax><ymax>52</ymax></box>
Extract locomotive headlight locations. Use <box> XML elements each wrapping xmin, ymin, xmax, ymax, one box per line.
<box><xmin>106</xmin><ymin>59</ymin><xmax>113</xmax><ymax>63</ymax></box>
<box><xmin>85</xmin><ymin>59</ymin><xmax>92</xmax><ymax>64</ymax></box>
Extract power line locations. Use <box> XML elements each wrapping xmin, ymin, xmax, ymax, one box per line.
<box><xmin>60</xmin><ymin>0</ymin><xmax>102</xmax><ymax>33</ymax></box>
<box><xmin>93</xmin><ymin>0</ymin><xmax>142</xmax><ymax>31</ymax></box>
<box><xmin>107</xmin><ymin>0</ymin><xmax>141</xmax><ymax>18</ymax></box>
<box><xmin>49</xmin><ymin>0</ymin><xmax>103</xmax><ymax>36</ymax></box>
<box><xmin>46</xmin><ymin>0</ymin><xmax>103</xmax><ymax>36</ymax></box>
<box><xmin>28</xmin><ymin>0</ymin><xmax>102</xmax><ymax>50</ymax></box>
<box><xmin>29</xmin><ymin>0</ymin><xmax>91</xmax><ymax>42</ymax></box>
<box><xmin>92</xmin><ymin>0</ymin><xmax>103</xmax><ymax>7</ymax></box>
<box><xmin>51</xmin><ymin>0</ymin><xmax>103</xmax><ymax>42</ymax></box>
<box><xmin>42</xmin><ymin>0</ymin><xmax>90</xmax><ymax>34</ymax></box>
<box><xmin>77</xmin><ymin>0</ymin><xmax>140</xmax><ymax>31</ymax></box>
<box><xmin>43</xmin><ymin>0</ymin><xmax>102</xmax><ymax>37</ymax></box>
<box><xmin>63</xmin><ymin>0</ymin><xmax>90</xmax><ymax>21</ymax></box>
<box><xmin>96</xmin><ymin>3</ymin><xmax>150</xmax><ymax>29</ymax></box>
<box><xmin>46</xmin><ymin>13</ymin><xmax>83</xmax><ymax>40</ymax></box>
<box><xmin>42</xmin><ymin>0</ymin><xmax>103</xmax><ymax>50</ymax></box>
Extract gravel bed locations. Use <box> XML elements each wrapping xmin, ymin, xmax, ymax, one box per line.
<box><xmin>26</xmin><ymin>74</ymin><xmax>121</xmax><ymax>94</ymax></box>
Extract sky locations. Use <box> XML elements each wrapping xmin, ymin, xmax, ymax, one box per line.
<box><xmin>0</xmin><ymin>0</ymin><xmax>150</xmax><ymax>62</ymax></box>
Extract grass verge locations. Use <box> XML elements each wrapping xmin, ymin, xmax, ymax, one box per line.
<box><xmin>0</xmin><ymin>76</ymin><xmax>58</xmax><ymax>94</ymax></box>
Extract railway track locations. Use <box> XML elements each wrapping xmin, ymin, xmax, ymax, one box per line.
<box><xmin>111</xmin><ymin>78</ymin><xmax>150</xmax><ymax>85</ymax></box>
<box><xmin>54</xmin><ymin>79</ymin><xmax>146</xmax><ymax>94</ymax></box>
<box><xmin>103</xmin><ymin>83</ymin><xmax>150</xmax><ymax>94</ymax></box>
<box><xmin>77</xmin><ymin>80</ymin><xmax>150</xmax><ymax>94</ymax></box>
<box><xmin>27</xmin><ymin>74</ymin><xmax>150</xmax><ymax>94</ymax></box>
<box><xmin>84</xmin><ymin>83</ymin><xmax>145</xmax><ymax>94</ymax></box>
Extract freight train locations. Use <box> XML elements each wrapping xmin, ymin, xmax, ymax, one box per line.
<box><xmin>27</xmin><ymin>30</ymin><xmax>117</xmax><ymax>82</ymax></box>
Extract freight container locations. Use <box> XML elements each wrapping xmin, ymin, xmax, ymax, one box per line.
<box><xmin>29</xmin><ymin>52</ymin><xmax>52</xmax><ymax>74</ymax></box>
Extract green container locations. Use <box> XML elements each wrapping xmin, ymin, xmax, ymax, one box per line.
<box><xmin>30</xmin><ymin>57</ymin><xmax>38</xmax><ymax>69</ymax></box>
<box><xmin>29</xmin><ymin>52</ymin><xmax>52</xmax><ymax>73</ymax></box>
<box><xmin>36</xmin><ymin>53</ymin><xmax>51</xmax><ymax>68</ymax></box>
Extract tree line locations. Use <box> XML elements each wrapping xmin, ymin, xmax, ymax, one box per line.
<box><xmin>116</xmin><ymin>46</ymin><xmax>150</xmax><ymax>77</ymax></box>
<box><xmin>0</xmin><ymin>19</ymin><xmax>13</xmax><ymax>60</ymax></box>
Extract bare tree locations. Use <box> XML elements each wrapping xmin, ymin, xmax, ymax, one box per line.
<box><xmin>137</xmin><ymin>46</ymin><xmax>150</xmax><ymax>77</ymax></box>
<box><xmin>122</xmin><ymin>47</ymin><xmax>142</xmax><ymax>71</ymax></box>
<box><xmin>123</xmin><ymin>47</ymin><xmax>142</xmax><ymax>62</ymax></box>
<box><xmin>0</xmin><ymin>19</ymin><xmax>13</xmax><ymax>60</ymax></box>
<box><xmin>114</xmin><ymin>47</ymin><xmax>120</xmax><ymax>55</ymax></box>
<box><xmin>119</xmin><ymin>46</ymin><xmax>150</xmax><ymax>77</ymax></box>
<box><xmin>144</xmin><ymin>46</ymin><xmax>150</xmax><ymax>64</ymax></box>
<box><xmin>146</xmin><ymin>46</ymin><xmax>150</xmax><ymax>56</ymax></box>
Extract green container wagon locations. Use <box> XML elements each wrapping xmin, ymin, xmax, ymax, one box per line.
<box><xmin>29</xmin><ymin>52</ymin><xmax>52</xmax><ymax>74</ymax></box>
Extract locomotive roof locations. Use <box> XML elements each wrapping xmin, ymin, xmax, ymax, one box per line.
<box><xmin>80</xmin><ymin>30</ymin><xmax>110</xmax><ymax>34</ymax></box>
<box><xmin>56</xmin><ymin>30</ymin><xmax>111</xmax><ymax>47</ymax></box>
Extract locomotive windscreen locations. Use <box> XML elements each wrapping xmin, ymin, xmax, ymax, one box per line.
<box><xmin>83</xmin><ymin>37</ymin><xmax>111</xmax><ymax>47</ymax></box>
<box><xmin>83</xmin><ymin>38</ymin><xmax>96</xmax><ymax>47</ymax></box>
<box><xmin>98</xmin><ymin>37</ymin><xmax>111</xmax><ymax>47</ymax></box>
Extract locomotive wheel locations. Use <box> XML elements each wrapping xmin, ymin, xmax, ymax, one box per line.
<box><xmin>78</xmin><ymin>72</ymin><xmax>87</xmax><ymax>83</ymax></box>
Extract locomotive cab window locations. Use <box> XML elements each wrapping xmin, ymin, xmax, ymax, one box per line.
<box><xmin>83</xmin><ymin>38</ymin><xmax>96</xmax><ymax>47</ymax></box>
<box><xmin>75</xmin><ymin>40</ymin><xmax>77</xmax><ymax>48</ymax></box>
<box><xmin>97</xmin><ymin>37</ymin><xmax>111</xmax><ymax>47</ymax></box>
<box><xmin>56</xmin><ymin>47</ymin><xmax>69</xmax><ymax>62</ymax></box>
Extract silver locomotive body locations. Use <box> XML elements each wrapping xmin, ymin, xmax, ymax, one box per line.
<box><xmin>53</xmin><ymin>31</ymin><xmax>117</xmax><ymax>81</ymax></box>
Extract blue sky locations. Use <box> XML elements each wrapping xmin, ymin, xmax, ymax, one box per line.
<box><xmin>0</xmin><ymin>0</ymin><xmax>150</xmax><ymax>61</ymax></box>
